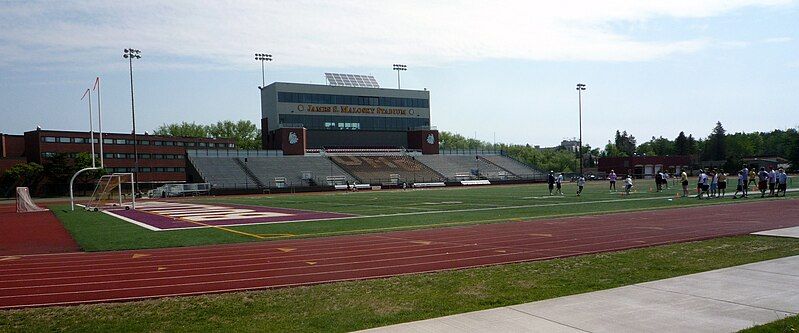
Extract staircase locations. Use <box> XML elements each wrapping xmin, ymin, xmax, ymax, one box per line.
<box><xmin>234</xmin><ymin>158</ymin><xmax>265</xmax><ymax>189</ymax></box>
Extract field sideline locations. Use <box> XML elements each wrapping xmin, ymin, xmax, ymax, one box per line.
<box><xmin>52</xmin><ymin>181</ymin><xmax>798</xmax><ymax>251</ymax></box>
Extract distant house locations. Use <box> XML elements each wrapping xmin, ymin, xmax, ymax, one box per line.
<box><xmin>597</xmin><ymin>155</ymin><xmax>692</xmax><ymax>179</ymax></box>
<box><xmin>742</xmin><ymin>156</ymin><xmax>790</xmax><ymax>170</ymax></box>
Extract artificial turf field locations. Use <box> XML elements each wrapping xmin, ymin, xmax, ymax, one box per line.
<box><xmin>2</xmin><ymin>181</ymin><xmax>798</xmax><ymax>332</ymax></box>
<box><xmin>52</xmin><ymin>180</ymin><xmax>797</xmax><ymax>251</ymax></box>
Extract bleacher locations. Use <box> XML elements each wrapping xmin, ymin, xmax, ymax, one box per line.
<box><xmin>187</xmin><ymin>156</ymin><xmax>258</xmax><ymax>189</ymax></box>
<box><xmin>416</xmin><ymin>155</ymin><xmax>510</xmax><ymax>180</ymax></box>
<box><xmin>243</xmin><ymin>156</ymin><xmax>355</xmax><ymax>187</ymax></box>
<box><xmin>481</xmin><ymin>155</ymin><xmax>545</xmax><ymax>179</ymax></box>
<box><xmin>330</xmin><ymin>155</ymin><xmax>444</xmax><ymax>184</ymax></box>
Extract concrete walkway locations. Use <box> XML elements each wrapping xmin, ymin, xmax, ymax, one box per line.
<box><xmin>361</xmin><ymin>252</ymin><xmax>799</xmax><ymax>332</ymax></box>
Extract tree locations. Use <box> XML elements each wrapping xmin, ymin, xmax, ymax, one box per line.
<box><xmin>1</xmin><ymin>162</ymin><xmax>44</xmax><ymax>195</ymax></box>
<box><xmin>207</xmin><ymin>120</ymin><xmax>260</xmax><ymax>149</ymax></box>
<box><xmin>705</xmin><ymin>121</ymin><xmax>727</xmax><ymax>161</ymax></box>
<box><xmin>153</xmin><ymin>122</ymin><xmax>208</xmax><ymax>138</ymax></box>
<box><xmin>152</xmin><ymin>120</ymin><xmax>262</xmax><ymax>149</ymax></box>
<box><xmin>674</xmin><ymin>132</ymin><xmax>688</xmax><ymax>155</ymax></box>
<box><xmin>614</xmin><ymin>130</ymin><xmax>637</xmax><ymax>156</ymax></box>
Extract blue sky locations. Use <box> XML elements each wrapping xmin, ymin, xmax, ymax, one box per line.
<box><xmin>0</xmin><ymin>1</ymin><xmax>797</xmax><ymax>148</ymax></box>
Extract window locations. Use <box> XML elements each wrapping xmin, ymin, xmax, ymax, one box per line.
<box><xmin>104</xmin><ymin>139</ymin><xmax>114</xmax><ymax>144</ymax></box>
<box><xmin>138</xmin><ymin>140</ymin><xmax>149</xmax><ymax>145</ymax></box>
<box><xmin>114</xmin><ymin>139</ymin><xmax>126</xmax><ymax>145</ymax></box>
<box><xmin>43</xmin><ymin>136</ymin><xmax>56</xmax><ymax>143</ymax></box>
<box><xmin>140</xmin><ymin>153</ymin><xmax>151</xmax><ymax>159</ymax></box>
<box><xmin>153</xmin><ymin>141</ymin><xmax>163</xmax><ymax>146</ymax></box>
<box><xmin>104</xmin><ymin>153</ymin><xmax>114</xmax><ymax>159</ymax></box>
<box><xmin>227</xmin><ymin>143</ymin><xmax>235</xmax><ymax>148</ymax></box>
<box><xmin>58</xmin><ymin>137</ymin><xmax>71</xmax><ymax>143</ymax></box>
<box><xmin>175</xmin><ymin>141</ymin><xmax>184</xmax><ymax>146</ymax></box>
<box><xmin>186</xmin><ymin>142</ymin><xmax>196</xmax><ymax>147</ymax></box>
<box><xmin>164</xmin><ymin>141</ymin><xmax>174</xmax><ymax>146</ymax></box>
<box><xmin>198</xmin><ymin>142</ymin><xmax>207</xmax><ymax>147</ymax></box>
<box><xmin>41</xmin><ymin>152</ymin><xmax>56</xmax><ymax>157</ymax></box>
<box><xmin>139</xmin><ymin>167</ymin><xmax>151</xmax><ymax>173</ymax></box>
<box><xmin>114</xmin><ymin>153</ymin><xmax>127</xmax><ymax>159</ymax></box>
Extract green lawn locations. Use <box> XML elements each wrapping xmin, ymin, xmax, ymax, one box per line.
<box><xmin>2</xmin><ymin>235</ymin><xmax>798</xmax><ymax>333</ymax></box>
<box><xmin>742</xmin><ymin>314</ymin><xmax>799</xmax><ymax>333</ymax></box>
<box><xmin>53</xmin><ymin>181</ymin><xmax>798</xmax><ymax>251</ymax></box>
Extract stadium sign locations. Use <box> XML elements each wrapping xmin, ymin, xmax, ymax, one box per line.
<box><xmin>296</xmin><ymin>104</ymin><xmax>414</xmax><ymax>116</ymax></box>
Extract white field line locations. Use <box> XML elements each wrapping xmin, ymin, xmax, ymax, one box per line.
<box><xmin>100</xmin><ymin>188</ymin><xmax>799</xmax><ymax>232</ymax></box>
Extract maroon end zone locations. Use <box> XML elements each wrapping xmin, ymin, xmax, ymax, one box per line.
<box><xmin>105</xmin><ymin>201</ymin><xmax>353</xmax><ymax>230</ymax></box>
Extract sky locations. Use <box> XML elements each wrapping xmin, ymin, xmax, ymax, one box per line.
<box><xmin>0</xmin><ymin>0</ymin><xmax>797</xmax><ymax>149</ymax></box>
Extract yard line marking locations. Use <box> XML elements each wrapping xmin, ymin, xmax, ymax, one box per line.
<box><xmin>276</xmin><ymin>248</ymin><xmax>296</xmax><ymax>253</ymax></box>
<box><xmin>131</xmin><ymin>254</ymin><xmax>151</xmax><ymax>259</ymax></box>
<box><xmin>410</xmin><ymin>241</ymin><xmax>432</xmax><ymax>245</ymax></box>
<box><xmin>305</xmin><ymin>261</ymin><xmax>317</xmax><ymax>265</ymax></box>
<box><xmin>529</xmin><ymin>233</ymin><xmax>553</xmax><ymax>237</ymax></box>
<box><xmin>0</xmin><ymin>256</ymin><xmax>20</xmax><ymax>262</ymax></box>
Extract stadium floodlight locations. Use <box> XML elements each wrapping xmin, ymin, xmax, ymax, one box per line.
<box><xmin>393</xmin><ymin>64</ymin><xmax>407</xmax><ymax>89</ymax></box>
<box><xmin>576</xmin><ymin>83</ymin><xmax>587</xmax><ymax>176</ymax></box>
<box><xmin>123</xmin><ymin>48</ymin><xmax>141</xmax><ymax>196</ymax></box>
<box><xmin>255</xmin><ymin>53</ymin><xmax>273</xmax><ymax>88</ymax></box>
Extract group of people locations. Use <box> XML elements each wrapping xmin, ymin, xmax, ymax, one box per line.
<box><xmin>547</xmin><ymin>166</ymin><xmax>789</xmax><ymax>199</ymax></box>
<box><xmin>688</xmin><ymin>165</ymin><xmax>789</xmax><ymax>199</ymax></box>
<box><xmin>607</xmin><ymin>170</ymin><xmax>635</xmax><ymax>195</ymax></box>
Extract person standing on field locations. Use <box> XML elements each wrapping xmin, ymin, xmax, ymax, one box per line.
<box><xmin>758</xmin><ymin>167</ymin><xmax>769</xmax><ymax>198</ymax></box>
<box><xmin>577</xmin><ymin>175</ymin><xmax>586</xmax><ymax>196</ymax></box>
<box><xmin>768</xmin><ymin>167</ymin><xmax>777</xmax><ymax>196</ymax></box>
<box><xmin>680</xmin><ymin>170</ymin><xmax>689</xmax><ymax>197</ymax></box>
<box><xmin>609</xmin><ymin>170</ymin><xmax>617</xmax><ymax>192</ymax></box>
<box><xmin>655</xmin><ymin>172</ymin><xmax>663</xmax><ymax>192</ymax></box>
<box><xmin>624</xmin><ymin>175</ymin><xmax>634</xmax><ymax>195</ymax></box>
<box><xmin>717</xmin><ymin>170</ymin><xmax>727</xmax><ymax>198</ymax></box>
<box><xmin>777</xmin><ymin>168</ymin><xmax>789</xmax><ymax>196</ymax></box>
<box><xmin>710</xmin><ymin>170</ymin><xmax>719</xmax><ymax>198</ymax></box>
<box><xmin>733</xmin><ymin>171</ymin><xmax>745</xmax><ymax>199</ymax></box>
<box><xmin>555</xmin><ymin>173</ymin><xmax>564</xmax><ymax>196</ymax></box>
<box><xmin>547</xmin><ymin>171</ymin><xmax>555</xmax><ymax>196</ymax></box>
<box><xmin>741</xmin><ymin>165</ymin><xmax>750</xmax><ymax>198</ymax></box>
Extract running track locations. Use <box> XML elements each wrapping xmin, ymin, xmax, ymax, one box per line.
<box><xmin>1</xmin><ymin>199</ymin><xmax>798</xmax><ymax>309</ymax></box>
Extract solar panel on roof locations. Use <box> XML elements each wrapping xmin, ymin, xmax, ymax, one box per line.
<box><xmin>324</xmin><ymin>73</ymin><xmax>380</xmax><ymax>88</ymax></box>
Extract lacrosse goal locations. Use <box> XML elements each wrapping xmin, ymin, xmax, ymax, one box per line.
<box><xmin>84</xmin><ymin>173</ymin><xmax>135</xmax><ymax>212</ymax></box>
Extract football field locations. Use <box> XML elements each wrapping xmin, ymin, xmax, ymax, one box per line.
<box><xmin>53</xmin><ymin>181</ymin><xmax>797</xmax><ymax>251</ymax></box>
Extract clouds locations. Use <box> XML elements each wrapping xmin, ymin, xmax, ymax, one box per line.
<box><xmin>0</xmin><ymin>0</ymin><xmax>793</xmax><ymax>71</ymax></box>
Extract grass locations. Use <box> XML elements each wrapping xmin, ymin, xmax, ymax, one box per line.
<box><xmin>2</xmin><ymin>235</ymin><xmax>798</xmax><ymax>332</ymax></box>
<box><xmin>52</xmin><ymin>181</ymin><xmax>798</xmax><ymax>251</ymax></box>
<box><xmin>742</xmin><ymin>315</ymin><xmax>799</xmax><ymax>333</ymax></box>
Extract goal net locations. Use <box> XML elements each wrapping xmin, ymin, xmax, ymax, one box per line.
<box><xmin>16</xmin><ymin>187</ymin><xmax>48</xmax><ymax>213</ymax></box>
<box><xmin>85</xmin><ymin>173</ymin><xmax>135</xmax><ymax>212</ymax></box>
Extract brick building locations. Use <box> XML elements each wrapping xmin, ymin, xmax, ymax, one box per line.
<box><xmin>1</xmin><ymin>129</ymin><xmax>235</xmax><ymax>184</ymax></box>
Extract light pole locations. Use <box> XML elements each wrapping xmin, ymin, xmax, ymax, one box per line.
<box><xmin>123</xmin><ymin>48</ymin><xmax>141</xmax><ymax>195</ymax></box>
<box><xmin>576</xmin><ymin>83</ymin><xmax>586</xmax><ymax>176</ymax></box>
<box><xmin>393</xmin><ymin>64</ymin><xmax>406</xmax><ymax>89</ymax></box>
<box><xmin>255</xmin><ymin>53</ymin><xmax>272</xmax><ymax>88</ymax></box>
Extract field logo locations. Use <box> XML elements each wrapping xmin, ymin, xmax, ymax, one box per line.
<box><xmin>288</xmin><ymin>131</ymin><xmax>299</xmax><ymax>145</ymax></box>
<box><xmin>426</xmin><ymin>133</ymin><xmax>436</xmax><ymax>145</ymax></box>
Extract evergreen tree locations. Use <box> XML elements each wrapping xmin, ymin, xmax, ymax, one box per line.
<box><xmin>674</xmin><ymin>131</ymin><xmax>688</xmax><ymax>155</ymax></box>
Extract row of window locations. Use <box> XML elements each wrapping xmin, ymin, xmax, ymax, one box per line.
<box><xmin>279</xmin><ymin>114</ymin><xmax>429</xmax><ymax>131</ymax></box>
<box><xmin>103</xmin><ymin>153</ymin><xmax>184</xmax><ymax>160</ymax></box>
<box><xmin>40</xmin><ymin>152</ymin><xmax>185</xmax><ymax>160</ymax></box>
<box><xmin>106</xmin><ymin>167</ymin><xmax>185</xmax><ymax>173</ymax></box>
<box><xmin>277</xmin><ymin>92</ymin><xmax>429</xmax><ymax>108</ymax></box>
<box><xmin>41</xmin><ymin>136</ymin><xmax>234</xmax><ymax>148</ymax></box>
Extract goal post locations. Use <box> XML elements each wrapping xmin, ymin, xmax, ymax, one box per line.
<box><xmin>16</xmin><ymin>187</ymin><xmax>48</xmax><ymax>213</ymax></box>
<box><xmin>84</xmin><ymin>173</ymin><xmax>135</xmax><ymax>212</ymax></box>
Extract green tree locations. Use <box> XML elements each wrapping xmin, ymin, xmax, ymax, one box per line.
<box><xmin>674</xmin><ymin>131</ymin><xmax>689</xmax><ymax>155</ymax></box>
<box><xmin>152</xmin><ymin>122</ymin><xmax>208</xmax><ymax>138</ymax></box>
<box><xmin>704</xmin><ymin>121</ymin><xmax>727</xmax><ymax>161</ymax></box>
<box><xmin>207</xmin><ymin>120</ymin><xmax>260</xmax><ymax>149</ymax></box>
<box><xmin>614</xmin><ymin>130</ymin><xmax>636</xmax><ymax>156</ymax></box>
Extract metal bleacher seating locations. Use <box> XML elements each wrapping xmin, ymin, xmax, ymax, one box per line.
<box><xmin>481</xmin><ymin>155</ymin><xmax>545</xmax><ymax>180</ymax></box>
<box><xmin>330</xmin><ymin>155</ymin><xmax>444</xmax><ymax>184</ymax></box>
<box><xmin>187</xmin><ymin>156</ymin><xmax>258</xmax><ymax>189</ymax></box>
<box><xmin>415</xmin><ymin>155</ymin><xmax>509</xmax><ymax>180</ymax></box>
<box><xmin>243</xmin><ymin>156</ymin><xmax>355</xmax><ymax>187</ymax></box>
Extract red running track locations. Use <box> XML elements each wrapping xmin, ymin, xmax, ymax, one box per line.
<box><xmin>1</xmin><ymin>199</ymin><xmax>798</xmax><ymax>309</ymax></box>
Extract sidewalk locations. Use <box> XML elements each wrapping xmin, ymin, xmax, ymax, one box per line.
<box><xmin>361</xmin><ymin>235</ymin><xmax>799</xmax><ymax>332</ymax></box>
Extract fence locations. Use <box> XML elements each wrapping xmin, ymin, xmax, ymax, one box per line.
<box><xmin>186</xmin><ymin>149</ymin><xmax>283</xmax><ymax>157</ymax></box>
